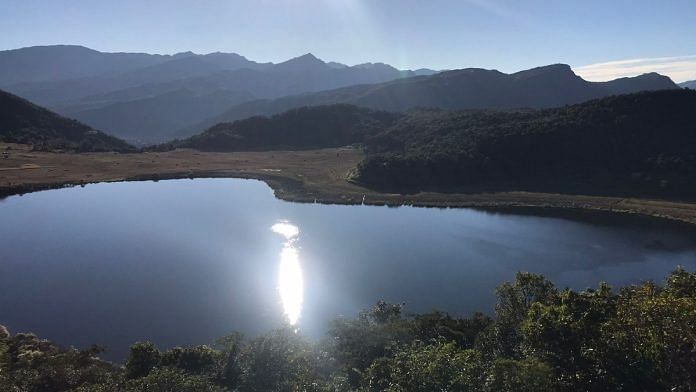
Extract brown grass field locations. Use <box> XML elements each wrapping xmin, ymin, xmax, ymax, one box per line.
<box><xmin>2</xmin><ymin>142</ymin><xmax>696</xmax><ymax>225</ymax></box>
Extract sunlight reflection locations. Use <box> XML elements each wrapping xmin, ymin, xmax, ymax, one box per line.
<box><xmin>272</xmin><ymin>221</ymin><xmax>303</xmax><ymax>325</ymax></box>
<box><xmin>271</xmin><ymin>222</ymin><xmax>300</xmax><ymax>240</ymax></box>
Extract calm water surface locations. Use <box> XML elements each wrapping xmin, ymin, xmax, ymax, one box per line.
<box><xmin>1</xmin><ymin>178</ymin><xmax>695</xmax><ymax>360</ymax></box>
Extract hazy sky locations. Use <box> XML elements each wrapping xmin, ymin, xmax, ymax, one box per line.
<box><xmin>2</xmin><ymin>0</ymin><xmax>695</xmax><ymax>81</ymax></box>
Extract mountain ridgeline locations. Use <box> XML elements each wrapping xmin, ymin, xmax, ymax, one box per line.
<box><xmin>0</xmin><ymin>46</ymin><xmax>435</xmax><ymax>144</ymax></box>
<box><xmin>191</xmin><ymin>64</ymin><xmax>678</xmax><ymax>132</ymax></box>
<box><xmin>0</xmin><ymin>89</ymin><xmax>133</xmax><ymax>152</ymax></box>
<box><xmin>0</xmin><ymin>46</ymin><xmax>680</xmax><ymax>145</ymax></box>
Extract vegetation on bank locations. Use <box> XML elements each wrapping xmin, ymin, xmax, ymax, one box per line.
<box><xmin>355</xmin><ymin>89</ymin><xmax>696</xmax><ymax>198</ymax></box>
<box><xmin>0</xmin><ymin>89</ymin><xmax>134</xmax><ymax>152</ymax></box>
<box><xmin>1</xmin><ymin>268</ymin><xmax>695</xmax><ymax>391</ymax></box>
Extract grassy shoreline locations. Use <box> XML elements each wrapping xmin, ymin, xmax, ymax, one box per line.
<box><xmin>2</xmin><ymin>143</ymin><xmax>696</xmax><ymax>226</ymax></box>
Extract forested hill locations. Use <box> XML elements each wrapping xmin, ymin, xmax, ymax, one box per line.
<box><xmin>160</xmin><ymin>104</ymin><xmax>402</xmax><ymax>151</ymax></box>
<box><xmin>355</xmin><ymin>89</ymin><xmax>696</xmax><ymax>198</ymax></box>
<box><xmin>191</xmin><ymin>64</ymin><xmax>678</xmax><ymax>130</ymax></box>
<box><xmin>0</xmin><ymin>89</ymin><xmax>133</xmax><ymax>152</ymax></box>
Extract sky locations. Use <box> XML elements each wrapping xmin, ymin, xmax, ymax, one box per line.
<box><xmin>1</xmin><ymin>0</ymin><xmax>695</xmax><ymax>82</ymax></box>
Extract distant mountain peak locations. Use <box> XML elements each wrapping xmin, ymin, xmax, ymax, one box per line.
<box><xmin>511</xmin><ymin>63</ymin><xmax>580</xmax><ymax>81</ymax></box>
<box><xmin>516</xmin><ymin>63</ymin><xmax>573</xmax><ymax>73</ymax></box>
<box><xmin>298</xmin><ymin>52</ymin><xmax>321</xmax><ymax>60</ymax></box>
<box><xmin>173</xmin><ymin>51</ymin><xmax>196</xmax><ymax>57</ymax></box>
<box><xmin>205</xmin><ymin>51</ymin><xmax>247</xmax><ymax>59</ymax></box>
<box><xmin>353</xmin><ymin>62</ymin><xmax>398</xmax><ymax>71</ymax></box>
<box><xmin>632</xmin><ymin>72</ymin><xmax>671</xmax><ymax>80</ymax></box>
<box><xmin>274</xmin><ymin>53</ymin><xmax>327</xmax><ymax>72</ymax></box>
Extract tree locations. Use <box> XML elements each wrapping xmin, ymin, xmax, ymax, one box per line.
<box><xmin>492</xmin><ymin>272</ymin><xmax>558</xmax><ymax>358</ymax></box>
<box><xmin>364</xmin><ymin>341</ymin><xmax>486</xmax><ymax>391</ymax></box>
<box><xmin>237</xmin><ymin>328</ymin><xmax>317</xmax><ymax>392</ymax></box>
<box><xmin>484</xmin><ymin>358</ymin><xmax>554</xmax><ymax>392</ymax></box>
<box><xmin>124</xmin><ymin>341</ymin><xmax>161</xmax><ymax>379</ymax></box>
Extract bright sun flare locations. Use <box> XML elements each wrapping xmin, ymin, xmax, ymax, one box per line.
<box><xmin>272</xmin><ymin>221</ymin><xmax>303</xmax><ymax>325</ymax></box>
<box><xmin>271</xmin><ymin>222</ymin><xmax>300</xmax><ymax>240</ymax></box>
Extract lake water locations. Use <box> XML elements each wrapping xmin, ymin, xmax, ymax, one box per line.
<box><xmin>1</xmin><ymin>178</ymin><xmax>695</xmax><ymax>360</ymax></box>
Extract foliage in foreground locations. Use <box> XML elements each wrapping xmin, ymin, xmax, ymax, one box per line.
<box><xmin>1</xmin><ymin>268</ymin><xmax>695</xmax><ymax>391</ymax></box>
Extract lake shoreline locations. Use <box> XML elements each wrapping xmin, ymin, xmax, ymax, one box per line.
<box><xmin>2</xmin><ymin>143</ymin><xmax>696</xmax><ymax>226</ymax></box>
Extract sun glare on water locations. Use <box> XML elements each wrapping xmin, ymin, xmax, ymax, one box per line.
<box><xmin>271</xmin><ymin>222</ymin><xmax>300</xmax><ymax>240</ymax></box>
<box><xmin>271</xmin><ymin>221</ymin><xmax>303</xmax><ymax>326</ymax></box>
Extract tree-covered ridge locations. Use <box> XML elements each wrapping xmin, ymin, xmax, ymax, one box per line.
<box><xmin>161</xmin><ymin>104</ymin><xmax>402</xmax><ymax>152</ymax></box>
<box><xmin>0</xmin><ymin>89</ymin><xmax>134</xmax><ymax>152</ymax></box>
<box><xmin>356</xmin><ymin>89</ymin><xmax>696</xmax><ymax>198</ymax></box>
<box><xmin>1</xmin><ymin>268</ymin><xmax>694</xmax><ymax>391</ymax></box>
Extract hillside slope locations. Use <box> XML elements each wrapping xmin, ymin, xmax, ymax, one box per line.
<box><xmin>0</xmin><ymin>45</ymin><xmax>175</xmax><ymax>86</ymax></box>
<box><xmin>162</xmin><ymin>104</ymin><xmax>401</xmax><ymax>152</ymax></box>
<box><xmin>355</xmin><ymin>89</ymin><xmax>696</xmax><ymax>198</ymax></box>
<box><xmin>0</xmin><ymin>89</ymin><xmax>133</xmax><ymax>151</ymax></box>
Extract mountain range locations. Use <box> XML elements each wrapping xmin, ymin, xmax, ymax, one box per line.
<box><xmin>0</xmin><ymin>46</ymin><xmax>681</xmax><ymax>146</ymax></box>
<box><xmin>681</xmin><ymin>80</ymin><xmax>696</xmax><ymax>89</ymax></box>
<box><xmin>188</xmin><ymin>64</ymin><xmax>678</xmax><ymax>135</ymax></box>
<box><xmin>0</xmin><ymin>45</ymin><xmax>436</xmax><ymax>144</ymax></box>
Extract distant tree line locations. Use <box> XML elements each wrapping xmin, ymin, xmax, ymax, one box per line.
<box><xmin>1</xmin><ymin>267</ymin><xmax>695</xmax><ymax>391</ymax></box>
<box><xmin>155</xmin><ymin>104</ymin><xmax>401</xmax><ymax>152</ymax></box>
<box><xmin>355</xmin><ymin>89</ymin><xmax>696</xmax><ymax>198</ymax></box>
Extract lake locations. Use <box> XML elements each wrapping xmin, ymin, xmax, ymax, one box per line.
<box><xmin>1</xmin><ymin>178</ymin><xmax>695</xmax><ymax>360</ymax></box>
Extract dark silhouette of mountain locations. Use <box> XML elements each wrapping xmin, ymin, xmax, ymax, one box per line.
<box><xmin>355</xmin><ymin>89</ymin><xmax>696</xmax><ymax>198</ymax></box>
<box><xmin>681</xmin><ymin>80</ymin><xmax>696</xmax><ymax>89</ymax></box>
<box><xmin>0</xmin><ymin>45</ymin><xmax>178</xmax><ymax>86</ymax></box>
<box><xmin>0</xmin><ymin>46</ymin><xmax>433</xmax><ymax>141</ymax></box>
<box><xmin>2</xmin><ymin>46</ymin><xmax>428</xmax><ymax>107</ymax></box>
<box><xmin>3</xmin><ymin>51</ymin><xmax>266</xmax><ymax>106</ymax></box>
<box><xmin>159</xmin><ymin>104</ymin><xmax>401</xmax><ymax>152</ymax></box>
<box><xmin>190</xmin><ymin>64</ymin><xmax>679</xmax><ymax>132</ymax></box>
<box><xmin>65</xmin><ymin>89</ymin><xmax>255</xmax><ymax>145</ymax></box>
<box><xmin>0</xmin><ymin>89</ymin><xmax>133</xmax><ymax>151</ymax></box>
